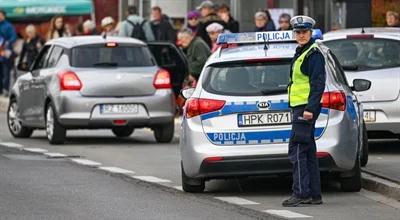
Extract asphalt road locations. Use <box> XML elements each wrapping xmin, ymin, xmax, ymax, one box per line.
<box><xmin>1</xmin><ymin>113</ymin><xmax>400</xmax><ymax>219</ymax></box>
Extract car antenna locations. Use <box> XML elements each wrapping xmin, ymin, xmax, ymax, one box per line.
<box><xmin>361</xmin><ymin>27</ymin><xmax>365</xmax><ymax>34</ymax></box>
<box><xmin>102</xmin><ymin>32</ymin><xmax>107</xmax><ymax>40</ymax></box>
<box><xmin>263</xmin><ymin>34</ymin><xmax>269</xmax><ymax>57</ymax></box>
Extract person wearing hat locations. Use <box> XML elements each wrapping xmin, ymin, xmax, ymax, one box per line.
<box><xmin>101</xmin><ymin>16</ymin><xmax>118</xmax><ymax>36</ymax></box>
<box><xmin>186</xmin><ymin>10</ymin><xmax>201</xmax><ymax>35</ymax></box>
<box><xmin>206</xmin><ymin>22</ymin><xmax>225</xmax><ymax>52</ymax></box>
<box><xmin>195</xmin><ymin>1</ymin><xmax>226</xmax><ymax>49</ymax></box>
<box><xmin>283</xmin><ymin>15</ymin><xmax>326</xmax><ymax>207</ymax></box>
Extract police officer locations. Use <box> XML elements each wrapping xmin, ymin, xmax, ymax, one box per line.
<box><xmin>282</xmin><ymin>15</ymin><xmax>326</xmax><ymax>207</ymax></box>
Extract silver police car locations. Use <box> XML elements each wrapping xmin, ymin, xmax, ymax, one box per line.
<box><xmin>180</xmin><ymin>31</ymin><xmax>371</xmax><ymax>193</ymax></box>
<box><xmin>7</xmin><ymin>36</ymin><xmax>187</xmax><ymax>144</ymax></box>
<box><xmin>323</xmin><ymin>28</ymin><xmax>400</xmax><ymax>139</ymax></box>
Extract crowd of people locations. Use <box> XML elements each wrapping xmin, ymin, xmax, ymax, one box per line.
<box><xmin>0</xmin><ymin>1</ymin><xmax>399</xmax><ymax>97</ymax></box>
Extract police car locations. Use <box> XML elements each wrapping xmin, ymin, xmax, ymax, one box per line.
<box><xmin>179</xmin><ymin>30</ymin><xmax>371</xmax><ymax>193</ymax></box>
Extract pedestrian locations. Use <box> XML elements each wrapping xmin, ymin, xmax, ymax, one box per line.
<box><xmin>216</xmin><ymin>3</ymin><xmax>239</xmax><ymax>33</ymax></box>
<box><xmin>186</xmin><ymin>10</ymin><xmax>201</xmax><ymax>35</ymax></box>
<box><xmin>277</xmin><ymin>13</ymin><xmax>292</xmax><ymax>31</ymax></box>
<box><xmin>386</xmin><ymin>11</ymin><xmax>400</xmax><ymax>27</ymax></box>
<box><xmin>206</xmin><ymin>22</ymin><xmax>225</xmax><ymax>52</ymax></box>
<box><xmin>177</xmin><ymin>28</ymin><xmax>211</xmax><ymax>81</ymax></box>
<box><xmin>82</xmin><ymin>20</ymin><xmax>97</xmax><ymax>35</ymax></box>
<box><xmin>0</xmin><ymin>9</ymin><xmax>17</xmax><ymax>96</ymax></box>
<box><xmin>283</xmin><ymin>15</ymin><xmax>326</xmax><ymax>207</ymax></box>
<box><xmin>150</xmin><ymin>6</ymin><xmax>176</xmax><ymax>42</ymax></box>
<box><xmin>17</xmin><ymin>25</ymin><xmax>45</xmax><ymax>71</ymax></box>
<box><xmin>196</xmin><ymin>0</ymin><xmax>226</xmax><ymax>49</ymax></box>
<box><xmin>46</xmin><ymin>16</ymin><xmax>71</xmax><ymax>41</ymax></box>
<box><xmin>119</xmin><ymin>5</ymin><xmax>155</xmax><ymax>42</ymax></box>
<box><xmin>254</xmin><ymin>11</ymin><xmax>275</xmax><ymax>32</ymax></box>
<box><xmin>101</xmin><ymin>16</ymin><xmax>118</xmax><ymax>36</ymax></box>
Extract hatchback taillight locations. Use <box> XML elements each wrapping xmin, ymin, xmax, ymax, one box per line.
<box><xmin>58</xmin><ymin>71</ymin><xmax>82</xmax><ymax>91</ymax></box>
<box><xmin>185</xmin><ymin>98</ymin><xmax>226</xmax><ymax>118</ymax></box>
<box><xmin>153</xmin><ymin>69</ymin><xmax>172</xmax><ymax>89</ymax></box>
<box><xmin>322</xmin><ymin>91</ymin><xmax>346</xmax><ymax>111</ymax></box>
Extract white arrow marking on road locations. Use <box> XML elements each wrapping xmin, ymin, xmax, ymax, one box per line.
<box><xmin>132</xmin><ymin>176</ymin><xmax>172</xmax><ymax>183</ymax></box>
<box><xmin>71</xmin><ymin>159</ymin><xmax>102</xmax><ymax>167</ymax></box>
<box><xmin>99</xmin><ymin>166</ymin><xmax>135</xmax><ymax>174</ymax></box>
<box><xmin>23</xmin><ymin>148</ymin><xmax>48</xmax><ymax>153</ymax></box>
<box><xmin>44</xmin><ymin>152</ymin><xmax>68</xmax><ymax>158</ymax></box>
<box><xmin>1</xmin><ymin>142</ymin><xmax>23</xmax><ymax>148</ymax></box>
<box><xmin>214</xmin><ymin>197</ymin><xmax>260</xmax><ymax>205</ymax></box>
<box><xmin>264</xmin><ymin>210</ymin><xmax>312</xmax><ymax>218</ymax></box>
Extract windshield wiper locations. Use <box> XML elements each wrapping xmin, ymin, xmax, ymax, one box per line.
<box><xmin>341</xmin><ymin>65</ymin><xmax>358</xmax><ymax>71</ymax></box>
<box><xmin>93</xmin><ymin>62</ymin><xmax>118</xmax><ymax>67</ymax></box>
<box><xmin>260</xmin><ymin>88</ymin><xmax>287</xmax><ymax>95</ymax></box>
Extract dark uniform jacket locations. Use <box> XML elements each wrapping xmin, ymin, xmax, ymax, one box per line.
<box><xmin>289</xmin><ymin>39</ymin><xmax>326</xmax><ymax>115</ymax></box>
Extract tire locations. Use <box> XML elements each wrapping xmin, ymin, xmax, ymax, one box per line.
<box><xmin>340</xmin><ymin>158</ymin><xmax>362</xmax><ymax>192</ymax></box>
<box><xmin>45</xmin><ymin>103</ymin><xmax>66</xmax><ymax>145</ymax></box>
<box><xmin>181</xmin><ymin>162</ymin><xmax>205</xmax><ymax>193</ymax></box>
<box><xmin>7</xmin><ymin>99</ymin><xmax>33</xmax><ymax>138</ymax></box>
<box><xmin>112</xmin><ymin>127</ymin><xmax>134</xmax><ymax>137</ymax></box>
<box><xmin>153</xmin><ymin>122</ymin><xmax>174</xmax><ymax>143</ymax></box>
<box><xmin>360</xmin><ymin>122</ymin><xmax>369</xmax><ymax>167</ymax></box>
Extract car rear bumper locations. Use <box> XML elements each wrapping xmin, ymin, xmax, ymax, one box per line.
<box><xmin>197</xmin><ymin>154</ymin><xmax>337</xmax><ymax>179</ymax></box>
<box><xmin>54</xmin><ymin>90</ymin><xmax>175</xmax><ymax>129</ymax></box>
<box><xmin>363</xmin><ymin>101</ymin><xmax>400</xmax><ymax>135</ymax></box>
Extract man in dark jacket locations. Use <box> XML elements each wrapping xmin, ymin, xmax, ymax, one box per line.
<box><xmin>217</xmin><ymin>3</ymin><xmax>239</xmax><ymax>33</ymax></box>
<box><xmin>150</xmin><ymin>6</ymin><xmax>176</xmax><ymax>42</ymax></box>
<box><xmin>177</xmin><ymin>28</ymin><xmax>211</xmax><ymax>80</ymax></box>
<box><xmin>196</xmin><ymin>1</ymin><xmax>226</xmax><ymax>49</ymax></box>
<box><xmin>0</xmin><ymin>10</ymin><xmax>17</xmax><ymax>95</ymax></box>
<box><xmin>283</xmin><ymin>15</ymin><xmax>326</xmax><ymax>207</ymax></box>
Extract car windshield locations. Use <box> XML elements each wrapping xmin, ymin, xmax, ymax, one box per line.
<box><xmin>71</xmin><ymin>44</ymin><xmax>155</xmax><ymax>67</ymax></box>
<box><xmin>203</xmin><ymin>60</ymin><xmax>291</xmax><ymax>96</ymax></box>
<box><xmin>324</xmin><ymin>38</ymin><xmax>400</xmax><ymax>71</ymax></box>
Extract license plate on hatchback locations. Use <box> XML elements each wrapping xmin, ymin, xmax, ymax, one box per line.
<box><xmin>363</xmin><ymin>111</ymin><xmax>376</xmax><ymax>122</ymax></box>
<box><xmin>238</xmin><ymin>111</ymin><xmax>292</xmax><ymax>127</ymax></box>
<box><xmin>100</xmin><ymin>104</ymin><xmax>139</xmax><ymax>114</ymax></box>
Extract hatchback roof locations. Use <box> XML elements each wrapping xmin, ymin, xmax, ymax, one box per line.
<box><xmin>323</xmin><ymin>27</ymin><xmax>400</xmax><ymax>40</ymax></box>
<box><xmin>46</xmin><ymin>36</ymin><xmax>146</xmax><ymax>48</ymax></box>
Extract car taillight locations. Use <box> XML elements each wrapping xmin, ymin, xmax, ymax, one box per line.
<box><xmin>58</xmin><ymin>71</ymin><xmax>82</xmax><ymax>91</ymax></box>
<box><xmin>185</xmin><ymin>98</ymin><xmax>226</xmax><ymax>118</ymax></box>
<box><xmin>322</xmin><ymin>91</ymin><xmax>346</xmax><ymax>111</ymax></box>
<box><xmin>153</xmin><ymin>69</ymin><xmax>172</xmax><ymax>89</ymax></box>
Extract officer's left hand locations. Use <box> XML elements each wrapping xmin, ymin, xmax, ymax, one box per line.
<box><xmin>303</xmin><ymin>111</ymin><xmax>313</xmax><ymax>120</ymax></box>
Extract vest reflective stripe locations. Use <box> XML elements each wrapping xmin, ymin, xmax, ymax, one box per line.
<box><xmin>289</xmin><ymin>43</ymin><xmax>318</xmax><ymax>107</ymax></box>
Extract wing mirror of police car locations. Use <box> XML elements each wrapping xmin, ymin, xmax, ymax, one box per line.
<box><xmin>181</xmin><ymin>88</ymin><xmax>195</xmax><ymax>100</ymax></box>
<box><xmin>351</xmin><ymin>79</ymin><xmax>371</xmax><ymax>92</ymax></box>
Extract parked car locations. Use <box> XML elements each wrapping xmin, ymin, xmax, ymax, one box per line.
<box><xmin>7</xmin><ymin>36</ymin><xmax>187</xmax><ymax>144</ymax></box>
<box><xmin>323</xmin><ymin>27</ymin><xmax>400</xmax><ymax>140</ymax></box>
<box><xmin>179</xmin><ymin>31</ymin><xmax>371</xmax><ymax>193</ymax></box>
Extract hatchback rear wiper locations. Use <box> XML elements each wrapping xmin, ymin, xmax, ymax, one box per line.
<box><xmin>260</xmin><ymin>89</ymin><xmax>287</xmax><ymax>95</ymax></box>
<box><xmin>92</xmin><ymin>62</ymin><xmax>118</xmax><ymax>67</ymax></box>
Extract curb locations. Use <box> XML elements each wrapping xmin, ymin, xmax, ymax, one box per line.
<box><xmin>362</xmin><ymin>171</ymin><xmax>400</xmax><ymax>201</ymax></box>
<box><xmin>0</xmin><ymin>97</ymin><xmax>8</xmax><ymax>113</ymax></box>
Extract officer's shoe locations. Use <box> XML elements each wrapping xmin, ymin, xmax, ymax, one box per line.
<box><xmin>282</xmin><ymin>196</ymin><xmax>312</xmax><ymax>207</ymax></box>
<box><xmin>304</xmin><ymin>196</ymin><xmax>323</xmax><ymax>205</ymax></box>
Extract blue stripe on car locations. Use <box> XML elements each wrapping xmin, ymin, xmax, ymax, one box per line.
<box><xmin>206</xmin><ymin>127</ymin><xmax>324</xmax><ymax>145</ymax></box>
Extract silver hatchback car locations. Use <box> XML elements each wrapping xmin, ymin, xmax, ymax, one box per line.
<box><xmin>323</xmin><ymin>28</ymin><xmax>400</xmax><ymax>139</ymax></box>
<box><xmin>180</xmin><ymin>31</ymin><xmax>371</xmax><ymax>193</ymax></box>
<box><xmin>8</xmin><ymin>36</ymin><xmax>187</xmax><ymax>144</ymax></box>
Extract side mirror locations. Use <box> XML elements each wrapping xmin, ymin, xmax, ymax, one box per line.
<box><xmin>180</xmin><ymin>88</ymin><xmax>195</xmax><ymax>100</ymax></box>
<box><xmin>351</xmin><ymin>79</ymin><xmax>371</xmax><ymax>92</ymax></box>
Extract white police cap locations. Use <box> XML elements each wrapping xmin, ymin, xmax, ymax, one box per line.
<box><xmin>290</xmin><ymin>15</ymin><xmax>316</xmax><ymax>31</ymax></box>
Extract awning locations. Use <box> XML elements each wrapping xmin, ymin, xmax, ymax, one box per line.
<box><xmin>0</xmin><ymin>0</ymin><xmax>93</xmax><ymax>19</ymax></box>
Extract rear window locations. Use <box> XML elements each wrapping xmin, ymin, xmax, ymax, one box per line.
<box><xmin>203</xmin><ymin>60</ymin><xmax>291</xmax><ymax>96</ymax></box>
<box><xmin>324</xmin><ymin>38</ymin><xmax>400</xmax><ymax>71</ymax></box>
<box><xmin>71</xmin><ymin>44</ymin><xmax>155</xmax><ymax>67</ymax></box>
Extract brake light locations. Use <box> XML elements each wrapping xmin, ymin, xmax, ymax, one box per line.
<box><xmin>346</xmin><ymin>34</ymin><xmax>374</xmax><ymax>39</ymax></box>
<box><xmin>316</xmin><ymin>152</ymin><xmax>330</xmax><ymax>159</ymax></box>
<box><xmin>185</xmin><ymin>98</ymin><xmax>226</xmax><ymax>118</ymax></box>
<box><xmin>245</xmin><ymin>58</ymin><xmax>282</xmax><ymax>64</ymax></box>
<box><xmin>203</xmin><ymin>157</ymin><xmax>224</xmax><ymax>163</ymax></box>
<box><xmin>58</xmin><ymin>71</ymin><xmax>82</xmax><ymax>91</ymax></box>
<box><xmin>322</xmin><ymin>91</ymin><xmax>346</xmax><ymax>111</ymax></box>
<box><xmin>153</xmin><ymin>69</ymin><xmax>172</xmax><ymax>89</ymax></box>
<box><xmin>106</xmin><ymin>42</ymin><xmax>118</xmax><ymax>47</ymax></box>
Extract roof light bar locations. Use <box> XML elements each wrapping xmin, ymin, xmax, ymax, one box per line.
<box><xmin>217</xmin><ymin>29</ymin><xmax>323</xmax><ymax>45</ymax></box>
